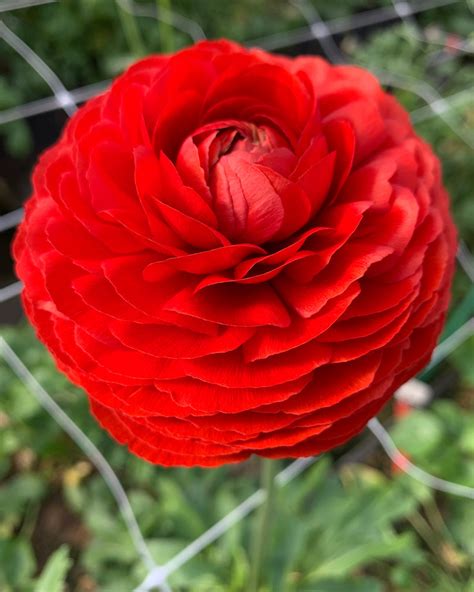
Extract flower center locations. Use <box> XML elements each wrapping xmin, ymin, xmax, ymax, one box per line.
<box><xmin>210</xmin><ymin>123</ymin><xmax>280</xmax><ymax>166</ymax></box>
<box><xmin>177</xmin><ymin>121</ymin><xmax>295</xmax><ymax>245</ymax></box>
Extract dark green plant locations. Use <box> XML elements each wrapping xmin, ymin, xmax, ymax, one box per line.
<box><xmin>0</xmin><ymin>324</ymin><xmax>473</xmax><ymax>591</ymax></box>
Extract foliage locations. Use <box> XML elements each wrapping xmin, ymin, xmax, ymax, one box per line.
<box><xmin>0</xmin><ymin>324</ymin><xmax>473</xmax><ymax>591</ymax></box>
<box><xmin>33</xmin><ymin>547</ymin><xmax>72</xmax><ymax>592</ymax></box>
<box><xmin>0</xmin><ymin>1</ymin><xmax>473</xmax><ymax>590</ymax></box>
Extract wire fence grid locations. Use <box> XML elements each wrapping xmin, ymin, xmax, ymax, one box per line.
<box><xmin>0</xmin><ymin>1</ymin><xmax>473</xmax><ymax>591</ymax></box>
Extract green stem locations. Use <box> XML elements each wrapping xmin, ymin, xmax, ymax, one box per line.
<box><xmin>156</xmin><ymin>0</ymin><xmax>175</xmax><ymax>53</ymax></box>
<box><xmin>249</xmin><ymin>458</ymin><xmax>278</xmax><ymax>592</ymax></box>
<box><xmin>116</xmin><ymin>0</ymin><xmax>145</xmax><ymax>57</ymax></box>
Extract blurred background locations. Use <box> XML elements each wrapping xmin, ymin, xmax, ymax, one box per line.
<box><xmin>0</xmin><ymin>1</ymin><xmax>473</xmax><ymax>591</ymax></box>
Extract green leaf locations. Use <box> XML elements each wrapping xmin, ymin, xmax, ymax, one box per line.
<box><xmin>3</xmin><ymin>120</ymin><xmax>33</xmax><ymax>158</ymax></box>
<box><xmin>304</xmin><ymin>577</ymin><xmax>383</xmax><ymax>592</ymax></box>
<box><xmin>305</xmin><ymin>532</ymin><xmax>417</xmax><ymax>580</ymax></box>
<box><xmin>390</xmin><ymin>410</ymin><xmax>445</xmax><ymax>458</ymax></box>
<box><xmin>0</xmin><ymin>474</ymin><xmax>46</xmax><ymax>518</ymax></box>
<box><xmin>449</xmin><ymin>337</ymin><xmax>474</xmax><ymax>387</ymax></box>
<box><xmin>34</xmin><ymin>546</ymin><xmax>72</xmax><ymax>592</ymax></box>
<box><xmin>0</xmin><ymin>539</ymin><xmax>36</xmax><ymax>588</ymax></box>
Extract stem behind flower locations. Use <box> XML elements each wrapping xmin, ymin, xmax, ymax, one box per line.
<box><xmin>157</xmin><ymin>0</ymin><xmax>175</xmax><ymax>53</ymax></box>
<box><xmin>249</xmin><ymin>458</ymin><xmax>278</xmax><ymax>592</ymax></box>
<box><xmin>116</xmin><ymin>0</ymin><xmax>145</xmax><ymax>58</ymax></box>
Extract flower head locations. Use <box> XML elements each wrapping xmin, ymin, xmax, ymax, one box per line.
<box><xmin>14</xmin><ymin>41</ymin><xmax>456</xmax><ymax>466</ymax></box>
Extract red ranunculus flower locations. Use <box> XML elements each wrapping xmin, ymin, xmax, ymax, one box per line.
<box><xmin>14</xmin><ymin>40</ymin><xmax>456</xmax><ymax>467</ymax></box>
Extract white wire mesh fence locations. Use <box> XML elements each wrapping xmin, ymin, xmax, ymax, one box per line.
<box><xmin>0</xmin><ymin>1</ymin><xmax>473</xmax><ymax>590</ymax></box>
<box><xmin>2</xmin><ymin>319</ymin><xmax>473</xmax><ymax>592</ymax></box>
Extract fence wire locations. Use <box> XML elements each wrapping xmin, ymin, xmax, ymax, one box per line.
<box><xmin>0</xmin><ymin>337</ymin><xmax>157</xmax><ymax>575</ymax></box>
<box><xmin>0</xmin><ymin>1</ymin><xmax>473</xmax><ymax>590</ymax></box>
<box><xmin>0</xmin><ymin>0</ymin><xmax>55</xmax><ymax>12</ymax></box>
<box><xmin>0</xmin><ymin>20</ymin><xmax>76</xmax><ymax>116</ymax></box>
